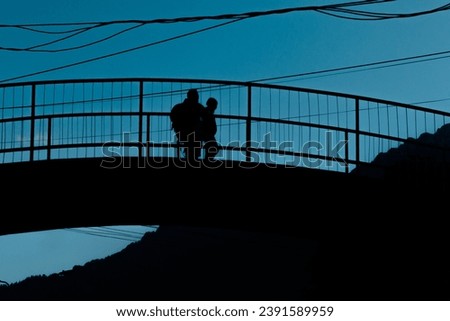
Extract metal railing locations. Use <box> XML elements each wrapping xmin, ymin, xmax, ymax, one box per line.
<box><xmin>1</xmin><ymin>77</ymin><xmax>450</xmax><ymax>172</ymax></box>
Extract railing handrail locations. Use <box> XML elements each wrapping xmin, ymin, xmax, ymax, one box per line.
<box><xmin>1</xmin><ymin>77</ymin><xmax>448</xmax><ymax>117</ymax></box>
<box><xmin>2</xmin><ymin>77</ymin><xmax>450</xmax><ymax>172</ymax></box>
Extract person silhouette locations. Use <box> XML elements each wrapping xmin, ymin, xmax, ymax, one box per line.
<box><xmin>170</xmin><ymin>89</ymin><xmax>204</xmax><ymax>164</ymax></box>
<box><xmin>200</xmin><ymin>97</ymin><xmax>219</xmax><ymax>162</ymax></box>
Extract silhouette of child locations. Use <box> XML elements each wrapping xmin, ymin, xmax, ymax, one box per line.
<box><xmin>201</xmin><ymin>97</ymin><xmax>219</xmax><ymax>161</ymax></box>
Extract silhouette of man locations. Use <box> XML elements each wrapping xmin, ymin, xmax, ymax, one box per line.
<box><xmin>170</xmin><ymin>89</ymin><xmax>204</xmax><ymax>164</ymax></box>
<box><xmin>200</xmin><ymin>97</ymin><xmax>219</xmax><ymax>162</ymax></box>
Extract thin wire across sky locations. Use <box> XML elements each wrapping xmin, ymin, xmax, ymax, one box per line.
<box><xmin>66</xmin><ymin>225</ymin><xmax>158</xmax><ymax>242</ymax></box>
<box><xmin>1</xmin><ymin>1</ymin><xmax>450</xmax><ymax>84</ymax></box>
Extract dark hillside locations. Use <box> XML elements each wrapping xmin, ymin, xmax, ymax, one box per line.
<box><xmin>0</xmin><ymin>226</ymin><xmax>319</xmax><ymax>300</ymax></box>
<box><xmin>1</xmin><ymin>223</ymin><xmax>449</xmax><ymax>300</ymax></box>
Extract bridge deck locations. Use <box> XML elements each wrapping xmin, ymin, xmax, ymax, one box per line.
<box><xmin>0</xmin><ymin>156</ymin><xmax>413</xmax><ymax>237</ymax></box>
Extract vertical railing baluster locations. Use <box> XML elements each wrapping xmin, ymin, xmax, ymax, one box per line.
<box><xmin>47</xmin><ymin>117</ymin><xmax>52</xmax><ymax>160</ymax></box>
<box><xmin>246</xmin><ymin>85</ymin><xmax>252</xmax><ymax>162</ymax></box>
<box><xmin>345</xmin><ymin>130</ymin><xmax>349</xmax><ymax>174</ymax></box>
<box><xmin>30</xmin><ymin>84</ymin><xmax>36</xmax><ymax>162</ymax></box>
<box><xmin>138</xmin><ymin>81</ymin><xmax>144</xmax><ymax>158</ymax></box>
<box><xmin>146</xmin><ymin>114</ymin><xmax>151</xmax><ymax>158</ymax></box>
<box><xmin>355</xmin><ymin>98</ymin><xmax>360</xmax><ymax>166</ymax></box>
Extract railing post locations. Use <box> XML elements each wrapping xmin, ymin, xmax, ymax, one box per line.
<box><xmin>355</xmin><ymin>98</ymin><xmax>360</xmax><ymax>165</ymax></box>
<box><xmin>29</xmin><ymin>84</ymin><xmax>36</xmax><ymax>162</ymax></box>
<box><xmin>47</xmin><ymin>117</ymin><xmax>52</xmax><ymax>160</ymax></box>
<box><xmin>246</xmin><ymin>85</ymin><xmax>252</xmax><ymax>162</ymax></box>
<box><xmin>345</xmin><ymin>130</ymin><xmax>349</xmax><ymax>174</ymax></box>
<box><xmin>138</xmin><ymin>80</ymin><xmax>144</xmax><ymax>158</ymax></box>
<box><xmin>146</xmin><ymin>115</ymin><xmax>151</xmax><ymax>158</ymax></box>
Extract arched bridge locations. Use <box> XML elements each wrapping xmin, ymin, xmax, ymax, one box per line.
<box><xmin>2</xmin><ymin>77</ymin><xmax>449</xmax><ymax>169</ymax></box>
<box><xmin>1</xmin><ymin>78</ymin><xmax>450</xmax><ymax>235</ymax></box>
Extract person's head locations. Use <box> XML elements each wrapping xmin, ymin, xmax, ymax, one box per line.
<box><xmin>186</xmin><ymin>89</ymin><xmax>199</xmax><ymax>102</ymax></box>
<box><xmin>206</xmin><ymin>97</ymin><xmax>218</xmax><ymax>112</ymax></box>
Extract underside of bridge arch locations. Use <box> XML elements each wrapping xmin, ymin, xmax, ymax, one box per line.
<box><xmin>0</xmin><ymin>156</ymin><xmax>447</xmax><ymax>238</ymax></box>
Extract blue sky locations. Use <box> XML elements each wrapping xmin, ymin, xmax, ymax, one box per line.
<box><xmin>1</xmin><ymin>1</ymin><xmax>450</xmax><ymax>109</ymax></box>
<box><xmin>0</xmin><ymin>226</ymin><xmax>157</xmax><ymax>284</ymax></box>
<box><xmin>1</xmin><ymin>0</ymin><xmax>450</xmax><ymax>285</ymax></box>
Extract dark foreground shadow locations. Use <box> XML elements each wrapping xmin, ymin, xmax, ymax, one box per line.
<box><xmin>0</xmin><ymin>157</ymin><xmax>449</xmax><ymax>300</ymax></box>
<box><xmin>0</xmin><ymin>223</ymin><xmax>449</xmax><ymax>300</ymax></box>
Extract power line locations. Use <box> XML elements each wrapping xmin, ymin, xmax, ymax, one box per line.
<box><xmin>98</xmin><ymin>226</ymin><xmax>151</xmax><ymax>235</ymax></box>
<box><xmin>0</xmin><ymin>1</ymin><xmax>391</xmax><ymax>30</ymax></box>
<box><xmin>251</xmin><ymin>49</ymin><xmax>450</xmax><ymax>84</ymax></box>
<box><xmin>319</xmin><ymin>2</ymin><xmax>450</xmax><ymax>21</ymax></box>
<box><xmin>25</xmin><ymin>26</ymin><xmax>97</xmax><ymax>51</ymax></box>
<box><xmin>412</xmin><ymin>97</ymin><xmax>450</xmax><ymax>105</ymax></box>
<box><xmin>33</xmin><ymin>24</ymin><xmax>144</xmax><ymax>53</ymax></box>
<box><xmin>1</xmin><ymin>1</ymin><xmax>448</xmax><ymax>83</ymax></box>
<box><xmin>66</xmin><ymin>228</ymin><xmax>140</xmax><ymax>242</ymax></box>
<box><xmin>0</xmin><ymin>19</ymin><xmax>243</xmax><ymax>84</ymax></box>
<box><xmin>0</xmin><ymin>24</ymin><xmax>145</xmax><ymax>53</ymax></box>
<box><xmin>87</xmin><ymin>227</ymin><xmax>148</xmax><ymax>239</ymax></box>
<box><xmin>65</xmin><ymin>226</ymin><xmax>156</xmax><ymax>242</ymax></box>
<box><xmin>0</xmin><ymin>1</ymin><xmax>397</xmax><ymax>53</ymax></box>
<box><xmin>14</xmin><ymin>24</ymin><xmax>94</xmax><ymax>35</ymax></box>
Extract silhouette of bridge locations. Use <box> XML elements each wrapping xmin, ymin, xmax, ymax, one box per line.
<box><xmin>2</xmin><ymin>77</ymin><xmax>449</xmax><ymax>169</ymax></box>
<box><xmin>1</xmin><ymin>78</ymin><xmax>450</xmax><ymax>235</ymax></box>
